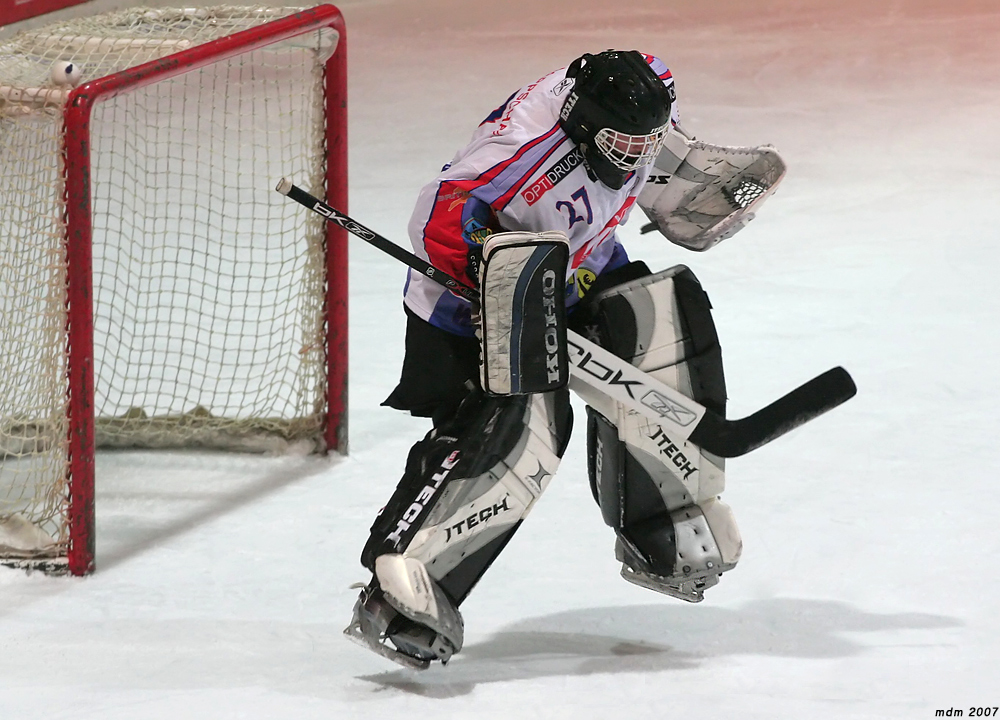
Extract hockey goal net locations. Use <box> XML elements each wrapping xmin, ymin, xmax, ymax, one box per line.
<box><xmin>0</xmin><ymin>5</ymin><xmax>348</xmax><ymax>575</ymax></box>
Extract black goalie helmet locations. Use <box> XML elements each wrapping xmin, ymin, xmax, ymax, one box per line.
<box><xmin>558</xmin><ymin>50</ymin><xmax>673</xmax><ymax>190</ymax></box>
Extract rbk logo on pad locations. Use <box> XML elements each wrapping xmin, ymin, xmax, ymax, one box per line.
<box><xmin>641</xmin><ymin>392</ymin><xmax>698</xmax><ymax>426</ymax></box>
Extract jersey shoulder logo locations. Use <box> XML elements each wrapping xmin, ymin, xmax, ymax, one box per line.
<box><xmin>551</xmin><ymin>78</ymin><xmax>573</xmax><ymax>97</ymax></box>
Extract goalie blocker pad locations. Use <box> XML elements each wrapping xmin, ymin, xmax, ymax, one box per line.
<box><xmin>571</xmin><ymin>264</ymin><xmax>742</xmax><ymax>602</ymax></box>
<box><xmin>479</xmin><ymin>231</ymin><xmax>570</xmax><ymax>396</ymax></box>
<box><xmin>637</xmin><ymin>128</ymin><xmax>787</xmax><ymax>252</ymax></box>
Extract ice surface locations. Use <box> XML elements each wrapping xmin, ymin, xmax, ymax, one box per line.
<box><xmin>2</xmin><ymin>0</ymin><xmax>999</xmax><ymax>717</ymax></box>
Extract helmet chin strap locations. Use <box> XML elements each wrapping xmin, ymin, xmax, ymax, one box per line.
<box><xmin>579</xmin><ymin>143</ymin><xmax>599</xmax><ymax>182</ymax></box>
<box><xmin>580</xmin><ymin>142</ymin><xmax>628</xmax><ymax>190</ymax></box>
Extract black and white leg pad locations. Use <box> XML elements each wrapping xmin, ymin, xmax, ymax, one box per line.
<box><xmin>479</xmin><ymin>231</ymin><xmax>570</xmax><ymax>395</ymax></box>
<box><xmin>575</xmin><ymin>264</ymin><xmax>742</xmax><ymax>602</ymax></box>
<box><xmin>350</xmin><ymin>389</ymin><xmax>572</xmax><ymax>666</ymax></box>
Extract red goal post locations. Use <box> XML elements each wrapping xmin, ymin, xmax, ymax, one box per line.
<box><xmin>0</xmin><ymin>5</ymin><xmax>348</xmax><ymax>576</ymax></box>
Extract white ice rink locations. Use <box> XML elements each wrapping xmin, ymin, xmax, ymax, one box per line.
<box><xmin>2</xmin><ymin>0</ymin><xmax>999</xmax><ymax>718</ymax></box>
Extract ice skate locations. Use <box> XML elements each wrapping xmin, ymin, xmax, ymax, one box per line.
<box><xmin>344</xmin><ymin>555</ymin><xmax>464</xmax><ymax>669</ymax></box>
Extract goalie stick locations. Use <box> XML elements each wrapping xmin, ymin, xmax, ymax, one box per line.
<box><xmin>275</xmin><ymin>178</ymin><xmax>856</xmax><ymax>458</ymax></box>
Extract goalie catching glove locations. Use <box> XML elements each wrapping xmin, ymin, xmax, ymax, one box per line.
<box><xmin>637</xmin><ymin>127</ymin><xmax>787</xmax><ymax>251</ymax></box>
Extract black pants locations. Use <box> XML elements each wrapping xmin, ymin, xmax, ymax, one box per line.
<box><xmin>381</xmin><ymin>307</ymin><xmax>481</xmax><ymax>427</ymax></box>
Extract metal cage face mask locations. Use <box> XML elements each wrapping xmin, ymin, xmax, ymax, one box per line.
<box><xmin>594</xmin><ymin>121</ymin><xmax>670</xmax><ymax>172</ymax></box>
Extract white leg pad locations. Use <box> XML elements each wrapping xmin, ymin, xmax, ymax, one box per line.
<box><xmin>700</xmin><ymin>497</ymin><xmax>742</xmax><ymax>568</ymax></box>
<box><xmin>577</xmin><ymin>265</ymin><xmax>741</xmax><ymax>601</ymax></box>
<box><xmin>403</xmin><ymin>391</ymin><xmax>563</xmax><ymax>579</ymax></box>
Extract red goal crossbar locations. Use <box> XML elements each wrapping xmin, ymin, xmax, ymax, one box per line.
<box><xmin>0</xmin><ymin>0</ymin><xmax>91</xmax><ymax>25</ymax></box>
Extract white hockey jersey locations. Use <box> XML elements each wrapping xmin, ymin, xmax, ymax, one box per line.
<box><xmin>403</xmin><ymin>54</ymin><xmax>679</xmax><ymax>336</ymax></box>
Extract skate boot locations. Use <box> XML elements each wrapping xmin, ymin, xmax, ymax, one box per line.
<box><xmin>615</xmin><ymin>502</ymin><xmax>740</xmax><ymax>603</ymax></box>
<box><xmin>344</xmin><ymin>554</ymin><xmax>463</xmax><ymax>669</ymax></box>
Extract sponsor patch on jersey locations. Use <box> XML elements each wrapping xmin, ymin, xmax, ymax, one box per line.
<box><xmin>571</xmin><ymin>267</ymin><xmax>597</xmax><ymax>299</ymax></box>
<box><xmin>521</xmin><ymin>147</ymin><xmax>584</xmax><ymax>206</ymax></box>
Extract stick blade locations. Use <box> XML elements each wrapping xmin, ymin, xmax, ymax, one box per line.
<box><xmin>690</xmin><ymin>366</ymin><xmax>857</xmax><ymax>458</ymax></box>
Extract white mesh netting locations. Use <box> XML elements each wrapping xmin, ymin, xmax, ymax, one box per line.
<box><xmin>1</xmin><ymin>6</ymin><xmax>337</xmax><ymax>558</ymax></box>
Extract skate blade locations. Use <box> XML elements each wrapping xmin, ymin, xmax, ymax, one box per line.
<box><xmin>343</xmin><ymin>620</ymin><xmax>431</xmax><ymax>671</ymax></box>
<box><xmin>620</xmin><ymin>563</ymin><xmax>721</xmax><ymax>603</ymax></box>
